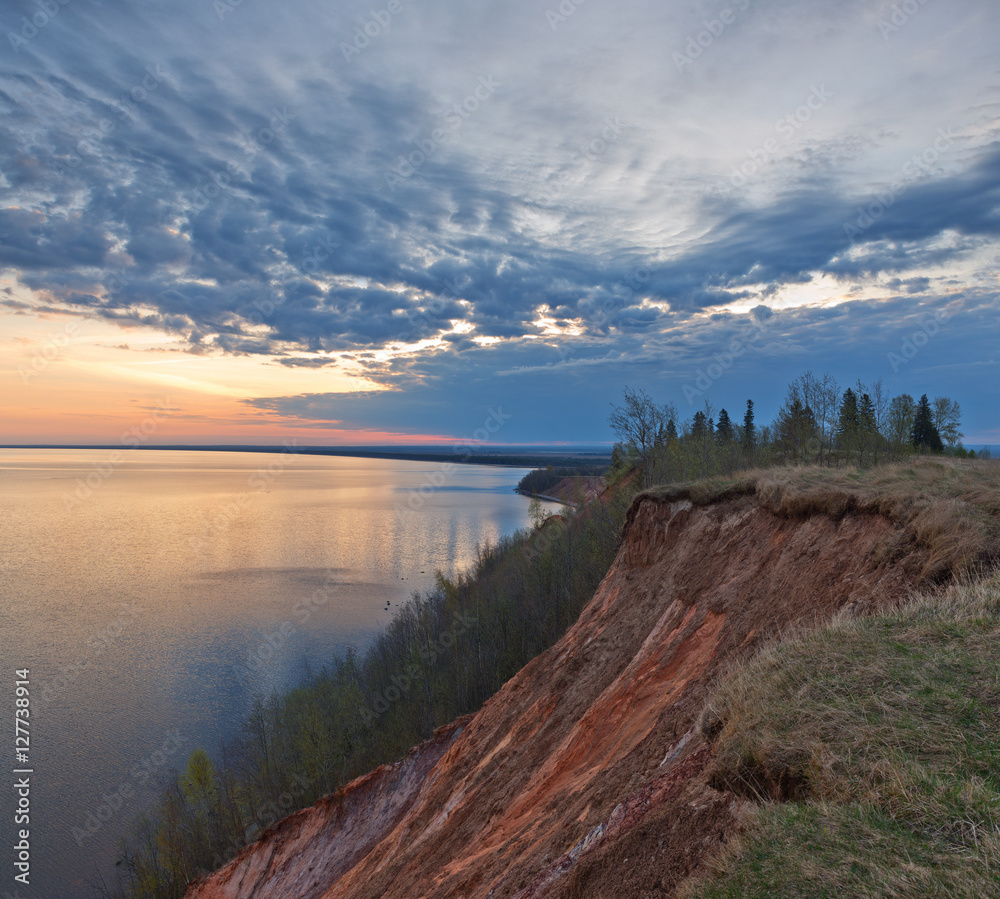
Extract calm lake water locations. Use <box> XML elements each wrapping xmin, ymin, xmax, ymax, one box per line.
<box><xmin>0</xmin><ymin>449</ymin><xmax>558</xmax><ymax>898</ymax></box>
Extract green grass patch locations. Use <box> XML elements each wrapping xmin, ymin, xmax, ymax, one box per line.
<box><xmin>683</xmin><ymin>574</ymin><xmax>1000</xmax><ymax>898</ymax></box>
<box><xmin>694</xmin><ymin>802</ymin><xmax>995</xmax><ymax>899</ymax></box>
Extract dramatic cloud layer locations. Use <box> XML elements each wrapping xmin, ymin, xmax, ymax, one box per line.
<box><xmin>2</xmin><ymin>0</ymin><xmax>999</xmax><ymax>442</ymax></box>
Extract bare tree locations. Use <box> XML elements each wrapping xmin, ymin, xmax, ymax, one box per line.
<box><xmin>608</xmin><ymin>386</ymin><xmax>674</xmax><ymax>484</ymax></box>
<box><xmin>887</xmin><ymin>394</ymin><xmax>915</xmax><ymax>458</ymax></box>
<box><xmin>932</xmin><ymin>397</ymin><xmax>963</xmax><ymax>448</ymax></box>
<box><xmin>868</xmin><ymin>377</ymin><xmax>889</xmax><ymax>465</ymax></box>
<box><xmin>799</xmin><ymin>371</ymin><xmax>839</xmax><ymax>465</ymax></box>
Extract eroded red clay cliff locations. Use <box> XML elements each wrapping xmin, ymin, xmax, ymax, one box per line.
<box><xmin>187</xmin><ymin>493</ymin><xmax>932</xmax><ymax>899</ymax></box>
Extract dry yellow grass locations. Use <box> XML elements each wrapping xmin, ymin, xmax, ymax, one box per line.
<box><xmin>638</xmin><ymin>458</ymin><xmax>1000</xmax><ymax>582</ymax></box>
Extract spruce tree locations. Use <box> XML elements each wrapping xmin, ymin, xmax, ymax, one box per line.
<box><xmin>911</xmin><ymin>394</ymin><xmax>944</xmax><ymax>453</ymax></box>
<box><xmin>691</xmin><ymin>410</ymin><xmax>709</xmax><ymax>441</ymax></box>
<box><xmin>858</xmin><ymin>392</ymin><xmax>878</xmax><ymax>465</ymax></box>
<box><xmin>836</xmin><ymin>388</ymin><xmax>859</xmax><ymax>440</ymax></box>
<box><xmin>715</xmin><ymin>408</ymin><xmax>735</xmax><ymax>444</ymax></box>
<box><xmin>836</xmin><ymin>388</ymin><xmax>860</xmax><ymax>463</ymax></box>
<box><xmin>858</xmin><ymin>393</ymin><xmax>876</xmax><ymax>433</ymax></box>
<box><xmin>741</xmin><ymin>399</ymin><xmax>756</xmax><ymax>456</ymax></box>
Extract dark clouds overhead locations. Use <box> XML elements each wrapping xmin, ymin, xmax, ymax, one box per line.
<box><xmin>2</xmin><ymin>0</ymin><xmax>999</xmax><ymax>440</ymax></box>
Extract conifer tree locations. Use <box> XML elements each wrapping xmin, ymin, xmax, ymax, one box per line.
<box><xmin>911</xmin><ymin>394</ymin><xmax>944</xmax><ymax>453</ymax></box>
<box><xmin>836</xmin><ymin>388</ymin><xmax>860</xmax><ymax>462</ymax></box>
<box><xmin>691</xmin><ymin>410</ymin><xmax>710</xmax><ymax>441</ymax></box>
<box><xmin>857</xmin><ymin>392</ymin><xmax>878</xmax><ymax>465</ymax></box>
<box><xmin>715</xmin><ymin>408</ymin><xmax>735</xmax><ymax>444</ymax></box>
<box><xmin>741</xmin><ymin>399</ymin><xmax>756</xmax><ymax>457</ymax></box>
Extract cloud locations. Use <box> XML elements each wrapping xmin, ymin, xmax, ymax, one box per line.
<box><xmin>3</xmin><ymin>0</ymin><xmax>999</xmax><ymax>440</ymax></box>
<box><xmin>240</xmin><ymin>290</ymin><xmax>998</xmax><ymax>441</ymax></box>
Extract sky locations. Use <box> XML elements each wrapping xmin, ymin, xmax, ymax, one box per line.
<box><xmin>1</xmin><ymin>0</ymin><xmax>998</xmax><ymax>446</ymax></box>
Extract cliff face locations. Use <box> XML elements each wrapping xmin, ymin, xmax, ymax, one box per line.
<box><xmin>535</xmin><ymin>475</ymin><xmax>606</xmax><ymax>507</ymax></box>
<box><xmin>187</xmin><ymin>493</ymin><xmax>932</xmax><ymax>899</ymax></box>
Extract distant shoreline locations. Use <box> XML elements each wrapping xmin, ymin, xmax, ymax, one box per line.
<box><xmin>516</xmin><ymin>491</ymin><xmax>580</xmax><ymax>508</ymax></box>
<box><xmin>0</xmin><ymin>444</ymin><xmax>613</xmax><ymax>470</ymax></box>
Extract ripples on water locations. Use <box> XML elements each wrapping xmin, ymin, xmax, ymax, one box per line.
<box><xmin>0</xmin><ymin>450</ymin><xmax>557</xmax><ymax>898</ymax></box>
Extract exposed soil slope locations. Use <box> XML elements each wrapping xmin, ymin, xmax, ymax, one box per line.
<box><xmin>188</xmin><ymin>463</ymin><xmax>994</xmax><ymax>899</ymax></box>
<box><xmin>184</xmin><ymin>718</ymin><xmax>469</xmax><ymax>899</ymax></box>
<box><xmin>533</xmin><ymin>476</ymin><xmax>606</xmax><ymax>507</ymax></box>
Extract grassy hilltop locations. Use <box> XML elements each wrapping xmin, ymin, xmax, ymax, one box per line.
<box><xmin>670</xmin><ymin>459</ymin><xmax>1000</xmax><ymax>897</ymax></box>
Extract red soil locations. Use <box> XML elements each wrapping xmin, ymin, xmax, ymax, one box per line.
<box><xmin>535</xmin><ymin>476</ymin><xmax>606</xmax><ymax>507</ymax></box>
<box><xmin>187</xmin><ymin>492</ymin><xmax>932</xmax><ymax>899</ymax></box>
